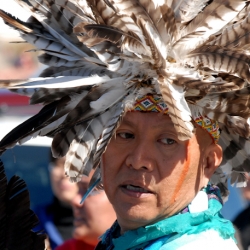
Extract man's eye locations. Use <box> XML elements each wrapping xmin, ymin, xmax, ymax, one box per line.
<box><xmin>118</xmin><ymin>132</ymin><xmax>134</xmax><ymax>139</ymax></box>
<box><xmin>159</xmin><ymin>138</ymin><xmax>176</xmax><ymax>145</ymax></box>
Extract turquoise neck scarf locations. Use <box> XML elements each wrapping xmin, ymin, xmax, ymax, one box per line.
<box><xmin>98</xmin><ymin>184</ymin><xmax>235</xmax><ymax>250</ymax></box>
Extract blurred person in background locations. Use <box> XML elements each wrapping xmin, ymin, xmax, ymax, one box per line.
<box><xmin>234</xmin><ymin>174</ymin><xmax>250</xmax><ymax>250</ymax></box>
<box><xmin>0</xmin><ymin>50</ymin><xmax>38</xmax><ymax>79</ymax></box>
<box><xmin>35</xmin><ymin>153</ymin><xmax>78</xmax><ymax>250</ymax></box>
<box><xmin>0</xmin><ymin>42</ymin><xmax>39</xmax><ymax>79</ymax></box>
<box><xmin>56</xmin><ymin>172</ymin><xmax>116</xmax><ymax>250</ymax></box>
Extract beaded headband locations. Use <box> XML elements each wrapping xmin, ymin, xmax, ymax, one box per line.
<box><xmin>131</xmin><ymin>95</ymin><xmax>220</xmax><ymax>143</ymax></box>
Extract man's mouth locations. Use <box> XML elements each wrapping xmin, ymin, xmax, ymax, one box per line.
<box><xmin>122</xmin><ymin>184</ymin><xmax>151</xmax><ymax>193</ymax></box>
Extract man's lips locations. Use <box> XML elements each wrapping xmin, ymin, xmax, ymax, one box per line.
<box><xmin>122</xmin><ymin>184</ymin><xmax>151</xmax><ymax>193</ymax></box>
<box><xmin>120</xmin><ymin>182</ymin><xmax>154</xmax><ymax>197</ymax></box>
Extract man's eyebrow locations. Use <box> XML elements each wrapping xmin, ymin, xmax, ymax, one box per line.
<box><xmin>120</xmin><ymin>118</ymin><xmax>135</xmax><ymax>127</ymax></box>
<box><xmin>150</xmin><ymin>123</ymin><xmax>176</xmax><ymax>132</ymax></box>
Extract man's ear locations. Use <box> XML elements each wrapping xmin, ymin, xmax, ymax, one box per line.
<box><xmin>204</xmin><ymin>143</ymin><xmax>223</xmax><ymax>182</ymax></box>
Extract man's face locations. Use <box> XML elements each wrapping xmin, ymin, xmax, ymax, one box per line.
<box><xmin>102</xmin><ymin>112</ymin><xmax>218</xmax><ymax>233</ymax></box>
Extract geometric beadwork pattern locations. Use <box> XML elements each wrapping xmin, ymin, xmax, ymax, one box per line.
<box><xmin>193</xmin><ymin>114</ymin><xmax>220</xmax><ymax>143</ymax></box>
<box><xmin>132</xmin><ymin>95</ymin><xmax>168</xmax><ymax>113</ymax></box>
<box><xmin>131</xmin><ymin>94</ymin><xmax>220</xmax><ymax>143</ymax></box>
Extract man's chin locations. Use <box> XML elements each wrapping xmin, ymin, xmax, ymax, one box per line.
<box><xmin>117</xmin><ymin>202</ymin><xmax>155</xmax><ymax>222</ymax></box>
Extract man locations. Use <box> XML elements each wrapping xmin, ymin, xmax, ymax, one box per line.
<box><xmin>56</xmin><ymin>172</ymin><xmax>116</xmax><ymax>250</ymax></box>
<box><xmin>93</xmin><ymin>98</ymin><xmax>237</xmax><ymax>249</ymax></box>
<box><xmin>0</xmin><ymin>1</ymin><xmax>250</xmax><ymax>249</ymax></box>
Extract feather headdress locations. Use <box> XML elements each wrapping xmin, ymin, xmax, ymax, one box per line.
<box><xmin>1</xmin><ymin>0</ymin><xmax>250</xmax><ymax>198</ymax></box>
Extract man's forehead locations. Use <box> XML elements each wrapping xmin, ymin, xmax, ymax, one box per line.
<box><xmin>121</xmin><ymin>112</ymin><xmax>174</xmax><ymax>128</ymax></box>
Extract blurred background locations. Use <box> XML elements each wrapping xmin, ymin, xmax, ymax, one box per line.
<box><xmin>0</xmin><ymin>0</ymin><xmax>53</xmax><ymax>210</ymax></box>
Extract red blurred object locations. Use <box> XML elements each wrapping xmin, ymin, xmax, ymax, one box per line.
<box><xmin>0</xmin><ymin>91</ymin><xmax>29</xmax><ymax>106</ymax></box>
<box><xmin>0</xmin><ymin>90</ymin><xmax>41</xmax><ymax>115</ymax></box>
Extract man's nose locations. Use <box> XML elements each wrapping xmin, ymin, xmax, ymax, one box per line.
<box><xmin>125</xmin><ymin>138</ymin><xmax>155</xmax><ymax>171</ymax></box>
